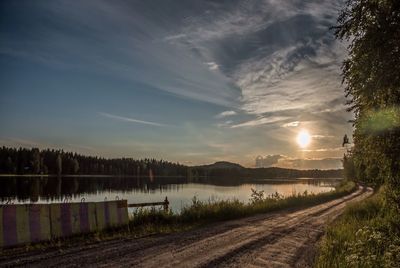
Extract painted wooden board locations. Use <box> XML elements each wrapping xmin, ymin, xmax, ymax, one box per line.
<box><xmin>0</xmin><ymin>200</ymin><xmax>129</xmax><ymax>248</ymax></box>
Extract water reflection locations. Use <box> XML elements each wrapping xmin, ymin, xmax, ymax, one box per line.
<box><xmin>0</xmin><ymin>176</ymin><xmax>340</xmax><ymax>212</ymax></box>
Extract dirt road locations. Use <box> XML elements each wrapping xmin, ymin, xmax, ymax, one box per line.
<box><xmin>1</xmin><ymin>186</ymin><xmax>372</xmax><ymax>268</ymax></box>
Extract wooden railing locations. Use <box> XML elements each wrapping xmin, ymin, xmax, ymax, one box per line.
<box><xmin>128</xmin><ymin>196</ymin><xmax>169</xmax><ymax>211</ymax></box>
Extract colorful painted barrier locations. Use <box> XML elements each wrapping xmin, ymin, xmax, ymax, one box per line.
<box><xmin>0</xmin><ymin>200</ymin><xmax>128</xmax><ymax>248</ymax></box>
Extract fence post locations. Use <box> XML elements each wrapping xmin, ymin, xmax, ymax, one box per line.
<box><xmin>163</xmin><ymin>197</ymin><xmax>169</xmax><ymax>212</ymax></box>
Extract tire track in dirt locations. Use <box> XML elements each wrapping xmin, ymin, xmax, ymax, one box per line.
<box><xmin>210</xmin><ymin>187</ymin><xmax>371</xmax><ymax>267</ymax></box>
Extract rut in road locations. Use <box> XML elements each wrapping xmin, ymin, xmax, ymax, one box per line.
<box><xmin>1</xmin><ymin>186</ymin><xmax>372</xmax><ymax>268</ymax></box>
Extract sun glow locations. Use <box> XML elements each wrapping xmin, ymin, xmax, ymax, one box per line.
<box><xmin>297</xmin><ymin>130</ymin><xmax>311</xmax><ymax>148</ymax></box>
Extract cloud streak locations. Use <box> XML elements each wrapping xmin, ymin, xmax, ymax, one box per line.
<box><xmin>206</xmin><ymin>62</ymin><xmax>219</xmax><ymax>70</ymax></box>
<box><xmin>230</xmin><ymin>116</ymin><xmax>290</xmax><ymax>128</ymax></box>
<box><xmin>215</xmin><ymin>110</ymin><xmax>237</xmax><ymax>119</ymax></box>
<box><xmin>282</xmin><ymin>121</ymin><xmax>300</xmax><ymax>127</ymax></box>
<box><xmin>99</xmin><ymin>112</ymin><xmax>168</xmax><ymax>127</ymax></box>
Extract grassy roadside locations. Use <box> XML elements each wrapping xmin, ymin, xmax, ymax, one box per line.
<box><xmin>129</xmin><ymin>180</ymin><xmax>356</xmax><ymax>234</ymax></box>
<box><xmin>315</xmin><ymin>187</ymin><xmax>400</xmax><ymax>268</ymax></box>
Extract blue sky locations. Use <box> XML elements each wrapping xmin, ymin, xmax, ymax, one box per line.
<box><xmin>0</xmin><ymin>0</ymin><xmax>352</xmax><ymax>168</ymax></box>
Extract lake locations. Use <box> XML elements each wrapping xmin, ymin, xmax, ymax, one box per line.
<box><xmin>0</xmin><ymin>176</ymin><xmax>340</xmax><ymax>213</ymax></box>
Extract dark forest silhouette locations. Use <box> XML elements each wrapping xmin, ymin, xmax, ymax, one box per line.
<box><xmin>0</xmin><ymin>146</ymin><xmax>186</xmax><ymax>177</ymax></box>
<box><xmin>0</xmin><ymin>146</ymin><xmax>342</xmax><ymax>179</ymax></box>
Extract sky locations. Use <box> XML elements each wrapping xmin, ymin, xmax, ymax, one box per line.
<box><xmin>0</xmin><ymin>0</ymin><xmax>353</xmax><ymax>169</ymax></box>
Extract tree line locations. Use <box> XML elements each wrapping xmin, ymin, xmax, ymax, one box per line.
<box><xmin>189</xmin><ymin>163</ymin><xmax>342</xmax><ymax>179</ymax></box>
<box><xmin>0</xmin><ymin>147</ymin><xmax>187</xmax><ymax>177</ymax></box>
<box><xmin>335</xmin><ymin>0</ymin><xmax>400</xmax><ymax>210</ymax></box>
<box><xmin>0</xmin><ymin>147</ymin><xmax>343</xmax><ymax>179</ymax></box>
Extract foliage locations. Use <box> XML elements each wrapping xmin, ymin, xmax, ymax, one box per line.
<box><xmin>128</xmin><ymin>181</ymin><xmax>356</xmax><ymax>229</ymax></box>
<box><xmin>130</xmin><ymin>207</ymin><xmax>176</xmax><ymax>227</ymax></box>
<box><xmin>334</xmin><ymin>0</ymin><xmax>400</xmax><ymax>209</ymax></box>
<box><xmin>178</xmin><ymin>181</ymin><xmax>354</xmax><ymax>223</ymax></box>
<box><xmin>342</xmin><ymin>152</ymin><xmax>357</xmax><ymax>182</ymax></box>
<box><xmin>315</xmin><ymin>2</ymin><xmax>400</xmax><ymax>264</ymax></box>
<box><xmin>250</xmin><ymin>188</ymin><xmax>266</xmax><ymax>203</ymax></box>
<box><xmin>316</xmin><ymin>189</ymin><xmax>400</xmax><ymax>268</ymax></box>
<box><xmin>189</xmin><ymin>164</ymin><xmax>343</xmax><ymax>180</ymax></box>
<box><xmin>249</xmin><ymin>188</ymin><xmax>284</xmax><ymax>204</ymax></box>
<box><xmin>0</xmin><ymin>146</ymin><xmax>187</xmax><ymax>176</ymax></box>
<box><xmin>0</xmin><ymin>146</ymin><xmax>343</xmax><ymax>178</ymax></box>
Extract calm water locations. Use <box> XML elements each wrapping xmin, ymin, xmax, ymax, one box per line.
<box><xmin>0</xmin><ymin>176</ymin><xmax>340</xmax><ymax>212</ymax></box>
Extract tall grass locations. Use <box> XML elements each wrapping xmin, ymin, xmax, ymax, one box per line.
<box><xmin>129</xmin><ymin>180</ymin><xmax>356</xmax><ymax>232</ymax></box>
<box><xmin>316</xmin><ymin>187</ymin><xmax>400</xmax><ymax>268</ymax></box>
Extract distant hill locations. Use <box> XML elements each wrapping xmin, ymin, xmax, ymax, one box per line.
<box><xmin>196</xmin><ymin>161</ymin><xmax>243</xmax><ymax>169</ymax></box>
<box><xmin>190</xmin><ymin>162</ymin><xmax>343</xmax><ymax>179</ymax></box>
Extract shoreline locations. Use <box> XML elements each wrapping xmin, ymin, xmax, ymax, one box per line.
<box><xmin>0</xmin><ymin>181</ymin><xmax>359</xmax><ymax>265</ymax></box>
<box><xmin>0</xmin><ymin>174</ymin><xmax>343</xmax><ymax>180</ymax></box>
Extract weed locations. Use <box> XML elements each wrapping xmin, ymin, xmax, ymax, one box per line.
<box><xmin>316</xmin><ymin>188</ymin><xmax>400</xmax><ymax>268</ymax></box>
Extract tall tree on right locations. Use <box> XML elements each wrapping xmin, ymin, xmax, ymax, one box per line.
<box><xmin>335</xmin><ymin>0</ymin><xmax>400</xmax><ymax>210</ymax></box>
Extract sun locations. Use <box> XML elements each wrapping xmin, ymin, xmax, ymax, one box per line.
<box><xmin>297</xmin><ymin>130</ymin><xmax>311</xmax><ymax>148</ymax></box>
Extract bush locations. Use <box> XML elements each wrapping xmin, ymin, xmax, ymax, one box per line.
<box><xmin>316</xmin><ymin>188</ymin><xmax>400</xmax><ymax>268</ymax></box>
<box><xmin>129</xmin><ymin>207</ymin><xmax>176</xmax><ymax>227</ymax></box>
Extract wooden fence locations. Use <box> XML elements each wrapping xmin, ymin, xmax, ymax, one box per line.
<box><xmin>128</xmin><ymin>197</ymin><xmax>169</xmax><ymax>211</ymax></box>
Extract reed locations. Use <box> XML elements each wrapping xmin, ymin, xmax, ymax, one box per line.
<box><xmin>129</xmin><ymin>180</ymin><xmax>356</xmax><ymax>230</ymax></box>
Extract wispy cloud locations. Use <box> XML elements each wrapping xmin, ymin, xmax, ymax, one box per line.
<box><xmin>66</xmin><ymin>143</ymin><xmax>96</xmax><ymax>152</ymax></box>
<box><xmin>170</xmin><ymin>0</ymin><xmax>347</xmax><ymax>120</ymax></box>
<box><xmin>282</xmin><ymin>121</ymin><xmax>300</xmax><ymax>127</ymax></box>
<box><xmin>206</xmin><ymin>62</ymin><xmax>219</xmax><ymax>70</ymax></box>
<box><xmin>311</xmin><ymin>134</ymin><xmax>335</xmax><ymax>139</ymax></box>
<box><xmin>216</xmin><ymin>120</ymin><xmax>233</xmax><ymax>128</ymax></box>
<box><xmin>99</xmin><ymin>112</ymin><xmax>168</xmax><ymax>127</ymax></box>
<box><xmin>0</xmin><ymin>138</ymin><xmax>95</xmax><ymax>154</ymax></box>
<box><xmin>164</xmin><ymin>34</ymin><xmax>186</xmax><ymax>41</ymax></box>
<box><xmin>301</xmin><ymin>147</ymin><xmax>343</xmax><ymax>152</ymax></box>
<box><xmin>0</xmin><ymin>137</ymin><xmax>46</xmax><ymax>148</ymax></box>
<box><xmin>231</xmin><ymin>116</ymin><xmax>290</xmax><ymax>128</ymax></box>
<box><xmin>0</xmin><ymin>0</ymin><xmax>241</xmax><ymax>107</ymax></box>
<box><xmin>215</xmin><ymin>110</ymin><xmax>237</xmax><ymax>119</ymax></box>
